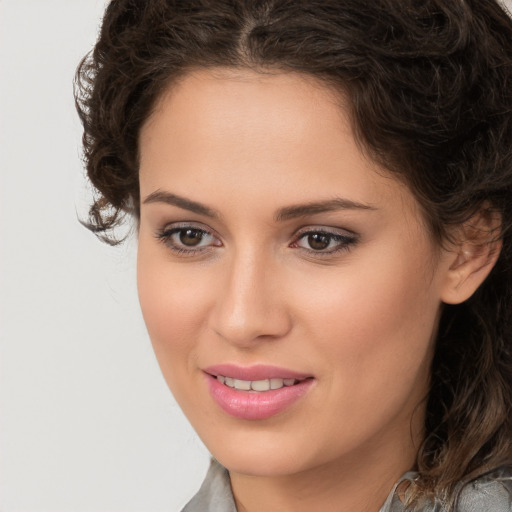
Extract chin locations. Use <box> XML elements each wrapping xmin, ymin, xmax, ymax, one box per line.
<box><xmin>201</xmin><ymin>425</ymin><xmax>331</xmax><ymax>478</ymax></box>
<box><xmin>214</xmin><ymin>447</ymin><xmax>307</xmax><ymax>477</ymax></box>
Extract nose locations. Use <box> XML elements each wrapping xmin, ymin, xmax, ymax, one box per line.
<box><xmin>210</xmin><ymin>250</ymin><xmax>292</xmax><ymax>347</ymax></box>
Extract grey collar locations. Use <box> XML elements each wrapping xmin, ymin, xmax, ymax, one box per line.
<box><xmin>181</xmin><ymin>459</ymin><xmax>512</xmax><ymax>512</ymax></box>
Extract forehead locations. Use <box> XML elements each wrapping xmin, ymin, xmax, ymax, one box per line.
<box><xmin>141</xmin><ymin>68</ymin><xmax>365</xmax><ymax>182</ymax></box>
<box><xmin>142</xmin><ymin>67</ymin><xmax>347</xmax><ymax>160</ymax></box>
<box><xmin>138</xmin><ymin>68</ymin><xmax>424</xmax><ymax>228</ymax></box>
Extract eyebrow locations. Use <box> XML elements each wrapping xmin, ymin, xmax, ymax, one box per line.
<box><xmin>275</xmin><ymin>198</ymin><xmax>376</xmax><ymax>221</ymax></box>
<box><xmin>142</xmin><ymin>190</ymin><xmax>376</xmax><ymax>220</ymax></box>
<box><xmin>143</xmin><ymin>190</ymin><xmax>219</xmax><ymax>218</ymax></box>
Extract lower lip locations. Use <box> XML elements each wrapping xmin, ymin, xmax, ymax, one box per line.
<box><xmin>205</xmin><ymin>374</ymin><xmax>314</xmax><ymax>420</ymax></box>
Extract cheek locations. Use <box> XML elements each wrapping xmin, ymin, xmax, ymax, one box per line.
<box><xmin>306</xmin><ymin>262</ymin><xmax>436</xmax><ymax>336</ymax></box>
<box><xmin>136</xmin><ymin>241</ymin><xmax>213</xmax><ymax>378</ymax></box>
<box><xmin>300</xmin><ymin>249</ymin><xmax>440</xmax><ymax>402</ymax></box>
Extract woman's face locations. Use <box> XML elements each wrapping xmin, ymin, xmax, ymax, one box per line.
<box><xmin>137</xmin><ymin>69</ymin><xmax>453</xmax><ymax>478</ymax></box>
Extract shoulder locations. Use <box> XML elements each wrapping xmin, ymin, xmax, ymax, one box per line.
<box><xmin>386</xmin><ymin>468</ymin><xmax>512</xmax><ymax>512</ymax></box>
<box><xmin>455</xmin><ymin>467</ymin><xmax>512</xmax><ymax>512</ymax></box>
<box><xmin>181</xmin><ymin>458</ymin><xmax>237</xmax><ymax>512</ymax></box>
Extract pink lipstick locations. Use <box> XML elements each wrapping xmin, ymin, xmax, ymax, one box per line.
<box><xmin>203</xmin><ymin>364</ymin><xmax>314</xmax><ymax>420</ymax></box>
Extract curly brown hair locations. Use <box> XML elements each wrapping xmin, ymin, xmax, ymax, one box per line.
<box><xmin>74</xmin><ymin>0</ymin><xmax>512</xmax><ymax>508</ymax></box>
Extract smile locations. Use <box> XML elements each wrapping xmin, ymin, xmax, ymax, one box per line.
<box><xmin>216</xmin><ymin>375</ymin><xmax>304</xmax><ymax>391</ymax></box>
<box><xmin>204</xmin><ymin>365</ymin><xmax>315</xmax><ymax>420</ymax></box>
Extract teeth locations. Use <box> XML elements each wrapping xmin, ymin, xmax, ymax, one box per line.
<box><xmin>270</xmin><ymin>378</ymin><xmax>283</xmax><ymax>389</ymax></box>
<box><xmin>251</xmin><ymin>379</ymin><xmax>270</xmax><ymax>391</ymax></box>
<box><xmin>233</xmin><ymin>379</ymin><xmax>251</xmax><ymax>391</ymax></box>
<box><xmin>216</xmin><ymin>375</ymin><xmax>301</xmax><ymax>391</ymax></box>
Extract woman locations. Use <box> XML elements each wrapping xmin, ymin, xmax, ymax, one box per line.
<box><xmin>75</xmin><ymin>0</ymin><xmax>512</xmax><ymax>510</ymax></box>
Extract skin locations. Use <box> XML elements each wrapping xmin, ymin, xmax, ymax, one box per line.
<box><xmin>136</xmin><ymin>69</ymin><xmax>481</xmax><ymax>512</ymax></box>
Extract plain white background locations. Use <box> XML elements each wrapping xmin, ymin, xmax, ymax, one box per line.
<box><xmin>1</xmin><ymin>1</ymin><xmax>512</xmax><ymax>511</ymax></box>
<box><xmin>0</xmin><ymin>1</ymin><xmax>209</xmax><ymax>511</ymax></box>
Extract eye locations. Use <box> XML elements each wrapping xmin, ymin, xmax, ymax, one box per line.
<box><xmin>155</xmin><ymin>224</ymin><xmax>221</xmax><ymax>254</ymax></box>
<box><xmin>175</xmin><ymin>228</ymin><xmax>210</xmax><ymax>247</ymax></box>
<box><xmin>291</xmin><ymin>229</ymin><xmax>358</xmax><ymax>254</ymax></box>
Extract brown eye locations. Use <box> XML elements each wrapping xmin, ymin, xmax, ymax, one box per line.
<box><xmin>307</xmin><ymin>233</ymin><xmax>331</xmax><ymax>251</ymax></box>
<box><xmin>293</xmin><ymin>229</ymin><xmax>358</xmax><ymax>255</ymax></box>
<box><xmin>179</xmin><ymin>229</ymin><xmax>205</xmax><ymax>246</ymax></box>
<box><xmin>156</xmin><ymin>224</ymin><xmax>221</xmax><ymax>254</ymax></box>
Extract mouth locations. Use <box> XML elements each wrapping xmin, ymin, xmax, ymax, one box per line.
<box><xmin>214</xmin><ymin>375</ymin><xmax>308</xmax><ymax>392</ymax></box>
<box><xmin>203</xmin><ymin>364</ymin><xmax>315</xmax><ymax>420</ymax></box>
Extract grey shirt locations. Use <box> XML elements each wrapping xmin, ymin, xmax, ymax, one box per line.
<box><xmin>182</xmin><ymin>459</ymin><xmax>512</xmax><ymax>512</ymax></box>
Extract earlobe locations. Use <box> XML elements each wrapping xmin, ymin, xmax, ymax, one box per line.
<box><xmin>440</xmin><ymin>210</ymin><xmax>502</xmax><ymax>305</ymax></box>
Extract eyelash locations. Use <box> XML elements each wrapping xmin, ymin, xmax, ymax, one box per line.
<box><xmin>291</xmin><ymin>228</ymin><xmax>359</xmax><ymax>255</ymax></box>
<box><xmin>155</xmin><ymin>224</ymin><xmax>220</xmax><ymax>255</ymax></box>
<box><xmin>155</xmin><ymin>224</ymin><xmax>359</xmax><ymax>257</ymax></box>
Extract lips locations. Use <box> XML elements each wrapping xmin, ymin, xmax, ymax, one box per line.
<box><xmin>204</xmin><ymin>363</ymin><xmax>311</xmax><ymax>381</ymax></box>
<box><xmin>203</xmin><ymin>364</ymin><xmax>314</xmax><ymax>420</ymax></box>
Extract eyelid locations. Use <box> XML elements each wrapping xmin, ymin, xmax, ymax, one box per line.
<box><xmin>291</xmin><ymin>225</ymin><xmax>360</xmax><ymax>255</ymax></box>
<box><xmin>158</xmin><ymin>220</ymin><xmax>214</xmax><ymax>233</ymax></box>
<box><xmin>153</xmin><ymin>222</ymin><xmax>359</xmax><ymax>257</ymax></box>
<box><xmin>293</xmin><ymin>225</ymin><xmax>358</xmax><ymax>238</ymax></box>
<box><xmin>154</xmin><ymin>221</ymin><xmax>222</xmax><ymax>254</ymax></box>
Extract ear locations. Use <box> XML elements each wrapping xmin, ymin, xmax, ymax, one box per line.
<box><xmin>441</xmin><ymin>207</ymin><xmax>502</xmax><ymax>305</ymax></box>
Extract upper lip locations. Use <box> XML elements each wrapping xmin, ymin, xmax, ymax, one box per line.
<box><xmin>203</xmin><ymin>363</ymin><xmax>312</xmax><ymax>381</ymax></box>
